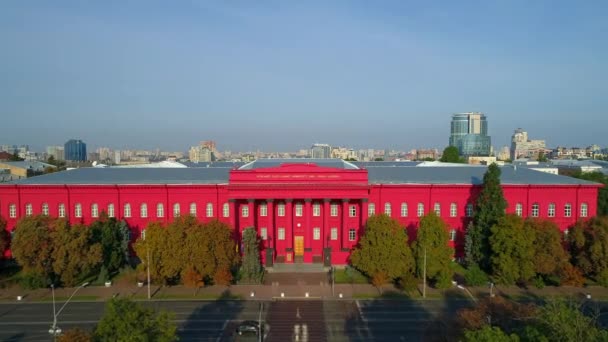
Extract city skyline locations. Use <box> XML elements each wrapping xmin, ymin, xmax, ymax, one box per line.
<box><xmin>2</xmin><ymin>1</ymin><xmax>607</xmax><ymax>151</ymax></box>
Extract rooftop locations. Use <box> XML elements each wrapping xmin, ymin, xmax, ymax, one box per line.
<box><xmin>238</xmin><ymin>158</ymin><xmax>359</xmax><ymax>170</ymax></box>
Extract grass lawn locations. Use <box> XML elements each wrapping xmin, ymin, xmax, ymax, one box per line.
<box><xmin>334</xmin><ymin>267</ymin><xmax>369</xmax><ymax>284</ymax></box>
<box><xmin>131</xmin><ymin>293</ymin><xmax>243</xmax><ymax>300</ymax></box>
<box><xmin>40</xmin><ymin>295</ymin><xmax>100</xmax><ymax>302</ymax></box>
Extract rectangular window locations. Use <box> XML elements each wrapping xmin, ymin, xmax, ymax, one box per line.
<box><xmin>278</xmin><ymin>204</ymin><xmax>285</xmax><ymax>217</ymax></box>
<box><xmin>91</xmin><ymin>204</ymin><xmax>99</xmax><ymax>218</ymax></box>
<box><xmin>107</xmin><ymin>203</ymin><xmax>114</xmax><ymax>218</ymax></box>
<box><xmin>313</xmin><ymin>227</ymin><xmax>320</xmax><ymax>240</ymax></box>
<box><xmin>384</xmin><ymin>203</ymin><xmax>391</xmax><ymax>216</ymax></box>
<box><xmin>295</xmin><ymin>203</ymin><xmax>303</xmax><ymax>217</ymax></box>
<box><xmin>548</xmin><ymin>203</ymin><xmax>555</xmax><ymax>217</ymax></box>
<box><xmin>581</xmin><ymin>203</ymin><xmax>588</xmax><ymax>218</ymax></box>
<box><xmin>278</xmin><ymin>228</ymin><xmax>285</xmax><ymax>240</ymax></box>
<box><xmin>401</xmin><ymin>203</ymin><xmax>408</xmax><ymax>217</ymax></box>
<box><xmin>434</xmin><ymin>203</ymin><xmax>441</xmax><ymax>216</ymax></box>
<box><xmin>313</xmin><ymin>203</ymin><xmax>321</xmax><ymax>217</ymax></box>
<box><xmin>141</xmin><ymin>204</ymin><xmax>148</xmax><ymax>218</ymax></box>
<box><xmin>532</xmin><ymin>203</ymin><xmax>539</xmax><ymax>217</ymax></box>
<box><xmin>75</xmin><ymin>204</ymin><xmax>82</xmax><ymax>218</ymax></box>
<box><xmin>564</xmin><ymin>204</ymin><xmax>572</xmax><ymax>218</ymax></box>
<box><xmin>173</xmin><ymin>203</ymin><xmax>180</xmax><ymax>218</ymax></box>
<box><xmin>349</xmin><ymin>205</ymin><xmax>356</xmax><ymax>217</ymax></box>
<box><xmin>260</xmin><ymin>227</ymin><xmax>267</xmax><ymax>240</ymax></box>
<box><xmin>42</xmin><ymin>203</ymin><xmax>49</xmax><ymax>216</ymax></box>
<box><xmin>124</xmin><ymin>204</ymin><xmax>131</xmax><ymax>218</ymax></box>
<box><xmin>450</xmin><ymin>203</ymin><xmax>457</xmax><ymax>217</ymax></box>
<box><xmin>368</xmin><ymin>203</ymin><xmax>375</xmax><ymax>216</ymax></box>
<box><xmin>206</xmin><ymin>203</ymin><xmax>213</xmax><ymax>217</ymax></box>
<box><xmin>515</xmin><ymin>203</ymin><xmax>522</xmax><ymax>217</ymax></box>
<box><xmin>9</xmin><ymin>204</ymin><xmax>16</xmax><ymax>218</ymax></box>
<box><xmin>349</xmin><ymin>228</ymin><xmax>356</xmax><ymax>242</ymax></box>
<box><xmin>157</xmin><ymin>203</ymin><xmax>164</xmax><ymax>218</ymax></box>
<box><xmin>330</xmin><ymin>204</ymin><xmax>338</xmax><ymax>217</ymax></box>
<box><xmin>260</xmin><ymin>204</ymin><xmax>267</xmax><ymax>217</ymax></box>
<box><xmin>223</xmin><ymin>203</ymin><xmax>229</xmax><ymax>217</ymax></box>
<box><xmin>25</xmin><ymin>204</ymin><xmax>33</xmax><ymax>216</ymax></box>
<box><xmin>466</xmin><ymin>204</ymin><xmax>473</xmax><ymax>217</ymax></box>
<box><xmin>242</xmin><ymin>205</ymin><xmax>249</xmax><ymax>218</ymax></box>
<box><xmin>331</xmin><ymin>227</ymin><xmax>338</xmax><ymax>240</ymax></box>
<box><xmin>450</xmin><ymin>229</ymin><xmax>457</xmax><ymax>241</ymax></box>
<box><xmin>417</xmin><ymin>203</ymin><xmax>424</xmax><ymax>217</ymax></box>
<box><xmin>190</xmin><ymin>203</ymin><xmax>197</xmax><ymax>217</ymax></box>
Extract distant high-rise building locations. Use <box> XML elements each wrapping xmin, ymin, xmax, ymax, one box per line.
<box><xmin>46</xmin><ymin>146</ymin><xmax>64</xmax><ymax>161</ymax></box>
<box><xmin>64</xmin><ymin>139</ymin><xmax>87</xmax><ymax>161</ymax></box>
<box><xmin>189</xmin><ymin>145</ymin><xmax>213</xmax><ymax>162</ymax></box>
<box><xmin>449</xmin><ymin>112</ymin><xmax>491</xmax><ymax>156</ymax></box>
<box><xmin>311</xmin><ymin>144</ymin><xmax>331</xmax><ymax>159</ymax></box>
<box><xmin>510</xmin><ymin>128</ymin><xmax>546</xmax><ymax>160</ymax></box>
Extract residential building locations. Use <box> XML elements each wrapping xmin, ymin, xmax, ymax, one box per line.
<box><xmin>189</xmin><ymin>145</ymin><xmax>213</xmax><ymax>163</ymax></box>
<box><xmin>449</xmin><ymin>112</ymin><xmax>491</xmax><ymax>156</ymax></box>
<box><xmin>311</xmin><ymin>144</ymin><xmax>331</xmax><ymax>159</ymax></box>
<box><xmin>64</xmin><ymin>139</ymin><xmax>87</xmax><ymax>161</ymax></box>
<box><xmin>46</xmin><ymin>146</ymin><xmax>64</xmax><ymax>161</ymax></box>
<box><xmin>510</xmin><ymin>128</ymin><xmax>547</xmax><ymax>160</ymax></box>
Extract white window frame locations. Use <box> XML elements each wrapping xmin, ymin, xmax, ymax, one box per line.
<box><xmin>400</xmin><ymin>203</ymin><xmax>408</xmax><ymax>217</ymax></box>
<box><xmin>9</xmin><ymin>204</ymin><xmax>16</xmax><ymax>218</ymax></box>
<box><xmin>107</xmin><ymin>203</ymin><xmax>114</xmax><ymax>218</ymax></box>
<box><xmin>548</xmin><ymin>203</ymin><xmax>555</xmax><ymax>217</ymax></box>
<box><xmin>330</xmin><ymin>204</ymin><xmax>338</xmax><ymax>217</ymax></box>
<box><xmin>260</xmin><ymin>227</ymin><xmax>268</xmax><ymax>240</ymax></box>
<box><xmin>42</xmin><ymin>203</ymin><xmax>49</xmax><ymax>216</ymax></box>
<box><xmin>295</xmin><ymin>203</ymin><xmax>303</xmax><ymax>217</ymax></box>
<box><xmin>190</xmin><ymin>203</ymin><xmax>197</xmax><ymax>217</ymax></box>
<box><xmin>450</xmin><ymin>203</ymin><xmax>457</xmax><ymax>217</ymax></box>
<box><xmin>141</xmin><ymin>203</ymin><xmax>148</xmax><ymax>218</ymax></box>
<box><xmin>384</xmin><ymin>203</ymin><xmax>391</xmax><ymax>216</ymax></box>
<box><xmin>349</xmin><ymin>228</ymin><xmax>356</xmax><ymax>242</ymax></box>
<box><xmin>564</xmin><ymin>229</ymin><xmax>569</xmax><ymax>239</ymax></box>
<box><xmin>25</xmin><ymin>203</ymin><xmax>33</xmax><ymax>216</ymax></box>
<box><xmin>368</xmin><ymin>203</ymin><xmax>375</xmax><ymax>216</ymax></box>
<box><xmin>313</xmin><ymin>227</ymin><xmax>321</xmax><ymax>240</ymax></box>
<box><xmin>206</xmin><ymin>203</ymin><xmax>213</xmax><ymax>217</ymax></box>
<box><xmin>242</xmin><ymin>205</ymin><xmax>249</xmax><ymax>218</ymax></box>
<box><xmin>313</xmin><ymin>203</ymin><xmax>321</xmax><ymax>217</ymax></box>
<box><xmin>417</xmin><ymin>203</ymin><xmax>424</xmax><ymax>217</ymax></box>
<box><xmin>173</xmin><ymin>203</ymin><xmax>180</xmax><ymax>218</ymax></box>
<box><xmin>349</xmin><ymin>205</ymin><xmax>356</xmax><ymax>217</ymax></box>
<box><xmin>450</xmin><ymin>229</ymin><xmax>457</xmax><ymax>241</ymax></box>
<box><xmin>74</xmin><ymin>203</ymin><xmax>82</xmax><ymax>218</ymax></box>
<box><xmin>278</xmin><ymin>227</ymin><xmax>285</xmax><ymax>240</ymax></box>
<box><xmin>466</xmin><ymin>203</ymin><xmax>473</xmax><ymax>217</ymax></box>
<box><xmin>434</xmin><ymin>202</ymin><xmax>441</xmax><ymax>216</ymax></box>
<box><xmin>91</xmin><ymin>203</ymin><xmax>99</xmax><ymax>218</ymax></box>
<box><xmin>581</xmin><ymin>203</ymin><xmax>588</xmax><ymax>218</ymax></box>
<box><xmin>278</xmin><ymin>203</ymin><xmax>285</xmax><ymax>217</ymax></box>
<box><xmin>260</xmin><ymin>203</ymin><xmax>268</xmax><ymax>217</ymax></box>
<box><xmin>223</xmin><ymin>203</ymin><xmax>229</xmax><ymax>217</ymax></box>
<box><xmin>564</xmin><ymin>203</ymin><xmax>572</xmax><ymax>218</ymax></box>
<box><xmin>124</xmin><ymin>203</ymin><xmax>131</xmax><ymax>218</ymax></box>
<box><xmin>515</xmin><ymin>203</ymin><xmax>523</xmax><ymax>217</ymax></box>
<box><xmin>157</xmin><ymin>203</ymin><xmax>164</xmax><ymax>218</ymax></box>
<box><xmin>531</xmin><ymin>203</ymin><xmax>539</xmax><ymax>217</ymax></box>
<box><xmin>331</xmin><ymin>227</ymin><xmax>338</xmax><ymax>240</ymax></box>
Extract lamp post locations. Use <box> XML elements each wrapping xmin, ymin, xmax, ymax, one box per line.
<box><xmin>143</xmin><ymin>229</ymin><xmax>151</xmax><ymax>300</ymax></box>
<box><xmin>422</xmin><ymin>247</ymin><xmax>427</xmax><ymax>299</ymax></box>
<box><xmin>49</xmin><ymin>282</ymin><xmax>89</xmax><ymax>340</ymax></box>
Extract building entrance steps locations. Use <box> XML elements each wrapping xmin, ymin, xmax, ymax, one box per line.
<box><xmin>267</xmin><ymin>262</ymin><xmax>326</xmax><ymax>273</ymax></box>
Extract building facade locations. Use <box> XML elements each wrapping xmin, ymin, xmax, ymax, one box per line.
<box><xmin>311</xmin><ymin>144</ymin><xmax>331</xmax><ymax>159</ymax></box>
<box><xmin>64</xmin><ymin>139</ymin><xmax>87</xmax><ymax>161</ymax></box>
<box><xmin>449</xmin><ymin>112</ymin><xmax>491</xmax><ymax>156</ymax></box>
<box><xmin>0</xmin><ymin>159</ymin><xmax>601</xmax><ymax>265</ymax></box>
<box><xmin>511</xmin><ymin>128</ymin><xmax>547</xmax><ymax>160</ymax></box>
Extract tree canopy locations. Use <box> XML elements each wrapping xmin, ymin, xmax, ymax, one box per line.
<box><xmin>0</xmin><ymin>217</ymin><xmax>9</xmax><ymax>258</ymax></box>
<box><xmin>412</xmin><ymin>213</ymin><xmax>454</xmax><ymax>288</ymax></box>
<box><xmin>569</xmin><ymin>216</ymin><xmax>608</xmax><ymax>283</ymax></box>
<box><xmin>239</xmin><ymin>227</ymin><xmax>264</xmax><ymax>284</ymax></box>
<box><xmin>567</xmin><ymin>171</ymin><xmax>608</xmax><ymax>216</ymax></box>
<box><xmin>489</xmin><ymin>215</ymin><xmax>535</xmax><ymax>285</ymax></box>
<box><xmin>440</xmin><ymin>146</ymin><xmax>462</xmax><ymax>163</ymax></box>
<box><xmin>350</xmin><ymin>214</ymin><xmax>414</xmax><ymax>280</ymax></box>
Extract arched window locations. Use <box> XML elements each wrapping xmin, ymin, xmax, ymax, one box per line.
<box><xmin>223</xmin><ymin>203</ymin><xmax>229</xmax><ymax>217</ymax></box>
<box><xmin>58</xmin><ymin>203</ymin><xmax>66</xmax><ymax>218</ymax></box>
<box><xmin>581</xmin><ymin>203</ymin><xmax>588</xmax><ymax>218</ymax></box>
<box><xmin>466</xmin><ymin>203</ymin><xmax>473</xmax><ymax>217</ymax></box>
<box><xmin>140</xmin><ymin>203</ymin><xmax>148</xmax><ymax>218</ymax></box>
<box><xmin>515</xmin><ymin>203</ymin><xmax>523</xmax><ymax>217</ymax></box>
<box><xmin>25</xmin><ymin>203</ymin><xmax>33</xmax><ymax>216</ymax></box>
<box><xmin>107</xmin><ymin>203</ymin><xmax>115</xmax><ymax>218</ymax></box>
<box><xmin>9</xmin><ymin>204</ymin><xmax>16</xmax><ymax>218</ymax></box>
<box><xmin>384</xmin><ymin>203</ymin><xmax>391</xmax><ymax>216</ymax></box>
<box><xmin>190</xmin><ymin>203</ymin><xmax>197</xmax><ymax>216</ymax></box>
<box><xmin>42</xmin><ymin>203</ymin><xmax>49</xmax><ymax>216</ymax></box>
<box><xmin>91</xmin><ymin>203</ymin><xmax>99</xmax><ymax>218</ymax></box>
<box><xmin>548</xmin><ymin>203</ymin><xmax>555</xmax><ymax>217</ymax></box>
<box><xmin>531</xmin><ymin>203</ymin><xmax>539</xmax><ymax>217</ymax></box>
<box><xmin>564</xmin><ymin>203</ymin><xmax>572</xmax><ymax>217</ymax></box>
<box><xmin>206</xmin><ymin>203</ymin><xmax>213</xmax><ymax>217</ymax></box>
<box><xmin>173</xmin><ymin>203</ymin><xmax>180</xmax><ymax>218</ymax></box>
<box><xmin>400</xmin><ymin>203</ymin><xmax>408</xmax><ymax>217</ymax></box>
<box><xmin>434</xmin><ymin>202</ymin><xmax>441</xmax><ymax>216</ymax></box>
<box><xmin>450</xmin><ymin>203</ymin><xmax>457</xmax><ymax>217</ymax></box>
<box><xmin>417</xmin><ymin>203</ymin><xmax>424</xmax><ymax>217</ymax></box>
<box><xmin>157</xmin><ymin>203</ymin><xmax>164</xmax><ymax>218</ymax></box>
<box><xmin>74</xmin><ymin>203</ymin><xmax>82</xmax><ymax>218</ymax></box>
<box><xmin>124</xmin><ymin>203</ymin><xmax>131</xmax><ymax>218</ymax></box>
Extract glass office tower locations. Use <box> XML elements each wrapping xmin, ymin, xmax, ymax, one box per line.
<box><xmin>449</xmin><ymin>113</ymin><xmax>491</xmax><ymax>156</ymax></box>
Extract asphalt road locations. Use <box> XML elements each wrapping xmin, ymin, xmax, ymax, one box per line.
<box><xmin>0</xmin><ymin>299</ymin><xmax>473</xmax><ymax>342</ymax></box>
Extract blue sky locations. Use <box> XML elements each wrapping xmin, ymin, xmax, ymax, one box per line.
<box><xmin>1</xmin><ymin>1</ymin><xmax>607</xmax><ymax>152</ymax></box>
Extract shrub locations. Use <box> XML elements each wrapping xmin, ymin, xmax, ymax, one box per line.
<box><xmin>559</xmin><ymin>263</ymin><xmax>585</xmax><ymax>287</ymax></box>
<box><xmin>18</xmin><ymin>272</ymin><xmax>48</xmax><ymax>290</ymax></box>
<box><xmin>596</xmin><ymin>269</ymin><xmax>608</xmax><ymax>287</ymax></box>
<box><xmin>397</xmin><ymin>273</ymin><xmax>418</xmax><ymax>292</ymax></box>
<box><xmin>434</xmin><ymin>271</ymin><xmax>453</xmax><ymax>289</ymax></box>
<box><xmin>213</xmin><ymin>267</ymin><xmax>233</xmax><ymax>286</ymax></box>
<box><xmin>464</xmin><ymin>264</ymin><xmax>489</xmax><ymax>286</ymax></box>
<box><xmin>532</xmin><ymin>276</ymin><xmax>545</xmax><ymax>289</ymax></box>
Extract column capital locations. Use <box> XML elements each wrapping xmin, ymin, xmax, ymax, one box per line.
<box><xmin>285</xmin><ymin>198</ymin><xmax>293</xmax><ymax>203</ymax></box>
<box><xmin>304</xmin><ymin>198</ymin><xmax>312</xmax><ymax>203</ymax></box>
<box><xmin>342</xmin><ymin>198</ymin><xmax>350</xmax><ymax>203</ymax></box>
<box><xmin>266</xmin><ymin>199</ymin><xmax>274</xmax><ymax>203</ymax></box>
<box><xmin>228</xmin><ymin>199</ymin><xmax>236</xmax><ymax>203</ymax></box>
<box><xmin>323</xmin><ymin>198</ymin><xmax>332</xmax><ymax>203</ymax></box>
<box><xmin>361</xmin><ymin>198</ymin><xmax>369</xmax><ymax>203</ymax></box>
<box><xmin>247</xmin><ymin>198</ymin><xmax>255</xmax><ymax>203</ymax></box>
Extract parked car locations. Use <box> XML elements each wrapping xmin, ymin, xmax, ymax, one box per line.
<box><xmin>236</xmin><ymin>320</ymin><xmax>261</xmax><ymax>335</ymax></box>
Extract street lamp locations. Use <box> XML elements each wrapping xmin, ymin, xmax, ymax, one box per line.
<box><xmin>143</xmin><ymin>229</ymin><xmax>151</xmax><ymax>300</ymax></box>
<box><xmin>49</xmin><ymin>282</ymin><xmax>89</xmax><ymax>340</ymax></box>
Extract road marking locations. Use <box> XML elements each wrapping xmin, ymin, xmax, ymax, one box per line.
<box><xmin>355</xmin><ymin>300</ymin><xmax>366</xmax><ymax>321</ymax></box>
<box><xmin>302</xmin><ymin>323</ymin><xmax>308</xmax><ymax>342</ymax></box>
<box><xmin>214</xmin><ymin>320</ymin><xmax>228</xmax><ymax>342</ymax></box>
<box><xmin>296</xmin><ymin>307</ymin><xmax>301</xmax><ymax>319</ymax></box>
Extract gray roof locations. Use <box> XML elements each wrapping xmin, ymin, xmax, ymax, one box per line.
<box><xmin>367</xmin><ymin>165</ymin><xmax>599</xmax><ymax>185</ymax></box>
<box><xmin>8</xmin><ymin>167</ymin><xmax>231</xmax><ymax>185</ymax></box>
<box><xmin>238</xmin><ymin>158</ymin><xmax>360</xmax><ymax>170</ymax></box>
<box><xmin>0</xmin><ymin>161</ymin><xmax>56</xmax><ymax>171</ymax></box>
<box><xmin>2</xmin><ymin>162</ymin><xmax>599</xmax><ymax>186</ymax></box>
<box><xmin>180</xmin><ymin>161</ymin><xmax>245</xmax><ymax>168</ymax></box>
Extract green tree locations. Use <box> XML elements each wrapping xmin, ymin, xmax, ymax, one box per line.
<box><xmin>94</xmin><ymin>298</ymin><xmax>177</xmax><ymax>342</ymax></box>
<box><xmin>567</xmin><ymin>171</ymin><xmax>607</xmax><ymax>216</ymax></box>
<box><xmin>351</xmin><ymin>214</ymin><xmax>415</xmax><ymax>281</ymax></box>
<box><xmin>489</xmin><ymin>215</ymin><xmax>535</xmax><ymax>285</ymax></box>
<box><xmin>11</xmin><ymin>215</ymin><xmax>56</xmax><ymax>281</ymax></box>
<box><xmin>440</xmin><ymin>146</ymin><xmax>461</xmax><ymax>163</ymax></box>
<box><xmin>0</xmin><ymin>217</ymin><xmax>9</xmax><ymax>258</ymax></box>
<box><xmin>51</xmin><ymin>223</ymin><xmax>103</xmax><ymax>286</ymax></box>
<box><xmin>462</xmin><ymin>326</ymin><xmax>520</xmax><ymax>342</ymax></box>
<box><xmin>412</xmin><ymin>213</ymin><xmax>454</xmax><ymax>288</ymax></box>
<box><xmin>529</xmin><ymin>299</ymin><xmax>608</xmax><ymax>342</ymax></box>
<box><xmin>569</xmin><ymin>217</ymin><xmax>608</xmax><ymax>280</ymax></box>
<box><xmin>90</xmin><ymin>215</ymin><xmax>130</xmax><ymax>275</ymax></box>
<box><xmin>537</xmin><ymin>151</ymin><xmax>548</xmax><ymax>162</ymax></box>
<box><xmin>239</xmin><ymin>227</ymin><xmax>263</xmax><ymax>284</ymax></box>
<box><xmin>205</xmin><ymin>220</ymin><xmax>239</xmax><ymax>283</ymax></box>
<box><xmin>133</xmin><ymin>222</ymin><xmax>169</xmax><ymax>284</ymax></box>
<box><xmin>466</xmin><ymin>163</ymin><xmax>507</xmax><ymax>270</ymax></box>
<box><xmin>526</xmin><ymin>219</ymin><xmax>569</xmax><ymax>281</ymax></box>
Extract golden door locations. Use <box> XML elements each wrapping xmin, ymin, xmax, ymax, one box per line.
<box><xmin>294</xmin><ymin>236</ymin><xmax>304</xmax><ymax>256</ymax></box>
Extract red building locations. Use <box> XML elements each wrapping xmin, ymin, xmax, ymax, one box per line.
<box><xmin>0</xmin><ymin>159</ymin><xmax>601</xmax><ymax>265</ymax></box>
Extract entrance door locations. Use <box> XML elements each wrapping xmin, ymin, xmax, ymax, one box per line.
<box><xmin>294</xmin><ymin>236</ymin><xmax>304</xmax><ymax>256</ymax></box>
